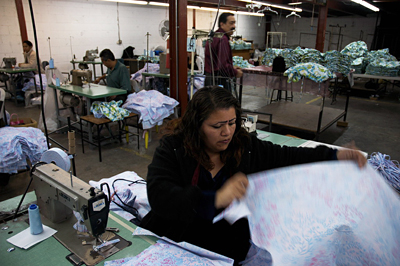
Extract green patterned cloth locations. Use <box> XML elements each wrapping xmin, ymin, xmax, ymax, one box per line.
<box><xmin>91</xmin><ymin>100</ymin><xmax>130</xmax><ymax>122</ymax></box>
<box><xmin>261</xmin><ymin>48</ymin><xmax>282</xmax><ymax>66</ymax></box>
<box><xmin>284</xmin><ymin>63</ymin><xmax>336</xmax><ymax>83</ymax></box>
<box><xmin>365</xmin><ymin>59</ymin><xmax>400</xmax><ymax>77</ymax></box>
<box><xmin>340</xmin><ymin>41</ymin><xmax>368</xmax><ymax>61</ymax></box>
<box><xmin>322</xmin><ymin>50</ymin><xmax>352</xmax><ymax>75</ymax></box>
<box><xmin>233</xmin><ymin>56</ymin><xmax>254</xmax><ymax>69</ymax></box>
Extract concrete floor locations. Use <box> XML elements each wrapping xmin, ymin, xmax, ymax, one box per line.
<box><xmin>1</xmin><ymin>81</ymin><xmax>400</xmax><ymax>203</ymax></box>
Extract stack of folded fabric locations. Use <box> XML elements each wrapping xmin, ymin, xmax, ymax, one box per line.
<box><xmin>300</xmin><ymin>48</ymin><xmax>323</xmax><ymax>64</ymax></box>
<box><xmin>122</xmin><ymin>90</ymin><xmax>179</xmax><ymax>129</ymax></box>
<box><xmin>323</xmin><ymin>50</ymin><xmax>352</xmax><ymax>75</ymax></box>
<box><xmin>233</xmin><ymin>56</ymin><xmax>254</xmax><ymax>69</ymax></box>
<box><xmin>91</xmin><ymin>100</ymin><xmax>130</xmax><ymax>122</ymax></box>
<box><xmin>351</xmin><ymin>57</ymin><xmax>365</xmax><ymax>74</ymax></box>
<box><xmin>365</xmin><ymin>58</ymin><xmax>400</xmax><ymax>76</ymax></box>
<box><xmin>0</xmin><ymin>127</ymin><xmax>48</xmax><ymax>174</ymax></box>
<box><xmin>261</xmin><ymin>48</ymin><xmax>282</xmax><ymax>66</ymax></box>
<box><xmin>365</xmin><ymin>48</ymin><xmax>397</xmax><ymax>64</ymax></box>
<box><xmin>340</xmin><ymin>41</ymin><xmax>368</xmax><ymax>61</ymax></box>
<box><xmin>284</xmin><ymin>63</ymin><xmax>336</xmax><ymax>83</ymax></box>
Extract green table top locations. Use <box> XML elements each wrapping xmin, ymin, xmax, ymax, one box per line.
<box><xmin>256</xmin><ymin>130</ymin><xmax>307</xmax><ymax>147</ymax></box>
<box><xmin>49</xmin><ymin>84</ymin><xmax>126</xmax><ymax>99</ymax></box>
<box><xmin>70</xmin><ymin>60</ymin><xmax>103</xmax><ymax>64</ymax></box>
<box><xmin>0</xmin><ymin>68</ymin><xmax>36</xmax><ymax>74</ymax></box>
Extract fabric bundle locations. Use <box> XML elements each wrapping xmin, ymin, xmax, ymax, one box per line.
<box><xmin>90</xmin><ymin>100</ymin><xmax>130</xmax><ymax>122</ymax></box>
<box><xmin>340</xmin><ymin>41</ymin><xmax>368</xmax><ymax>61</ymax></box>
<box><xmin>322</xmin><ymin>50</ymin><xmax>352</xmax><ymax>75</ymax></box>
<box><xmin>122</xmin><ymin>90</ymin><xmax>179</xmax><ymax>129</ymax></box>
<box><xmin>230</xmin><ymin>39</ymin><xmax>252</xmax><ymax>50</ymax></box>
<box><xmin>300</xmin><ymin>48</ymin><xmax>323</xmax><ymax>64</ymax></box>
<box><xmin>0</xmin><ymin>127</ymin><xmax>48</xmax><ymax>174</ymax></box>
<box><xmin>351</xmin><ymin>57</ymin><xmax>366</xmax><ymax>74</ymax></box>
<box><xmin>365</xmin><ymin>48</ymin><xmax>397</xmax><ymax>64</ymax></box>
<box><xmin>261</xmin><ymin>48</ymin><xmax>282</xmax><ymax>66</ymax></box>
<box><xmin>233</xmin><ymin>56</ymin><xmax>255</xmax><ymax>69</ymax></box>
<box><xmin>365</xmin><ymin>58</ymin><xmax>400</xmax><ymax>76</ymax></box>
<box><xmin>284</xmin><ymin>63</ymin><xmax>336</xmax><ymax>83</ymax></box>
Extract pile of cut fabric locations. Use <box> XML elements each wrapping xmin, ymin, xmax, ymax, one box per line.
<box><xmin>0</xmin><ymin>127</ymin><xmax>48</xmax><ymax>174</ymax></box>
<box><xmin>233</xmin><ymin>56</ymin><xmax>255</xmax><ymax>69</ymax></box>
<box><xmin>122</xmin><ymin>90</ymin><xmax>179</xmax><ymax>129</ymax></box>
<box><xmin>91</xmin><ymin>100</ymin><xmax>130</xmax><ymax>122</ymax></box>
<box><xmin>284</xmin><ymin>63</ymin><xmax>335</xmax><ymax>83</ymax></box>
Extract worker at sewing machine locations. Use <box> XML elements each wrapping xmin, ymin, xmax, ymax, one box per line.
<box><xmin>18</xmin><ymin>40</ymin><xmax>44</xmax><ymax>74</ymax></box>
<box><xmin>93</xmin><ymin>49</ymin><xmax>131</xmax><ymax>102</ymax></box>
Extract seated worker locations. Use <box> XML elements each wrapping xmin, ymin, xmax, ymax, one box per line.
<box><xmin>18</xmin><ymin>40</ymin><xmax>44</xmax><ymax>74</ymax></box>
<box><xmin>94</xmin><ymin>49</ymin><xmax>131</xmax><ymax>102</ymax></box>
<box><xmin>140</xmin><ymin>86</ymin><xmax>366</xmax><ymax>265</ymax></box>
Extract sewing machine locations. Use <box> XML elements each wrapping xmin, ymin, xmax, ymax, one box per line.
<box><xmin>243</xmin><ymin>114</ymin><xmax>258</xmax><ymax>133</ymax></box>
<box><xmin>32</xmin><ymin>163</ymin><xmax>130</xmax><ymax>265</ymax></box>
<box><xmin>3</xmin><ymin>57</ymin><xmax>16</xmax><ymax>69</ymax></box>
<box><xmin>83</xmin><ymin>48</ymin><xmax>99</xmax><ymax>61</ymax></box>
<box><xmin>71</xmin><ymin>69</ymin><xmax>92</xmax><ymax>86</ymax></box>
<box><xmin>32</xmin><ymin>163</ymin><xmax>109</xmax><ymax>237</ymax></box>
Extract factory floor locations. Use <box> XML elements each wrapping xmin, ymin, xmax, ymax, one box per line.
<box><xmin>1</xmin><ymin>82</ymin><xmax>400</xmax><ymax>203</ymax></box>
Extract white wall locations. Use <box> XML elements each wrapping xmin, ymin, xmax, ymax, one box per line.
<box><xmin>0</xmin><ymin>0</ymin><xmax>266</xmax><ymax>75</ymax></box>
<box><xmin>269</xmin><ymin>14</ymin><xmax>377</xmax><ymax>52</ymax></box>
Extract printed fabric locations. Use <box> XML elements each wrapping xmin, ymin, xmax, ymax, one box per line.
<box><xmin>122</xmin><ymin>90</ymin><xmax>179</xmax><ymax>129</ymax></box>
<box><xmin>340</xmin><ymin>41</ymin><xmax>368</xmax><ymax>61</ymax></box>
<box><xmin>284</xmin><ymin>63</ymin><xmax>336</xmax><ymax>83</ymax></box>
<box><xmin>90</xmin><ymin>100</ymin><xmax>130</xmax><ymax>122</ymax></box>
<box><xmin>214</xmin><ymin>161</ymin><xmax>400</xmax><ymax>265</ymax></box>
<box><xmin>0</xmin><ymin>127</ymin><xmax>48</xmax><ymax>174</ymax></box>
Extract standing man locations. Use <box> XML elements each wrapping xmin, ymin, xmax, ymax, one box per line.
<box><xmin>204</xmin><ymin>13</ymin><xmax>243</xmax><ymax>92</ymax></box>
<box><xmin>94</xmin><ymin>49</ymin><xmax>131</xmax><ymax>102</ymax></box>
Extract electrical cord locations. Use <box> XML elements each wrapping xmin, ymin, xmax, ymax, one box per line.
<box><xmin>12</xmin><ymin>161</ymin><xmax>47</xmax><ymax>220</ymax></box>
<box><xmin>368</xmin><ymin>152</ymin><xmax>400</xmax><ymax>192</ymax></box>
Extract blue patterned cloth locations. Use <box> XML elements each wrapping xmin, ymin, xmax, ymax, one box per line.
<box><xmin>322</xmin><ymin>50</ymin><xmax>352</xmax><ymax>75</ymax></box>
<box><xmin>365</xmin><ymin>59</ymin><xmax>400</xmax><ymax>77</ymax></box>
<box><xmin>0</xmin><ymin>127</ymin><xmax>48</xmax><ymax>174</ymax></box>
<box><xmin>233</xmin><ymin>56</ymin><xmax>254</xmax><ymax>69</ymax></box>
<box><xmin>284</xmin><ymin>63</ymin><xmax>336</xmax><ymax>83</ymax></box>
<box><xmin>90</xmin><ymin>100</ymin><xmax>130</xmax><ymax>122</ymax></box>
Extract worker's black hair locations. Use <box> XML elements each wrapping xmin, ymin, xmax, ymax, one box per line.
<box><xmin>218</xmin><ymin>13</ymin><xmax>235</xmax><ymax>28</ymax></box>
<box><xmin>100</xmin><ymin>49</ymin><xmax>115</xmax><ymax>61</ymax></box>
<box><xmin>23</xmin><ymin>40</ymin><xmax>33</xmax><ymax>47</ymax></box>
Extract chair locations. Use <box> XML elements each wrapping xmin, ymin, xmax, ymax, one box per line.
<box><xmin>269</xmin><ymin>56</ymin><xmax>293</xmax><ymax>104</ymax></box>
<box><xmin>79</xmin><ymin>113</ymin><xmax>140</xmax><ymax>162</ymax></box>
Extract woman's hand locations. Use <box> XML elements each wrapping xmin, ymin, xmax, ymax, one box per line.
<box><xmin>336</xmin><ymin>142</ymin><xmax>367</xmax><ymax>168</ymax></box>
<box><xmin>215</xmin><ymin>172</ymin><xmax>248</xmax><ymax>209</ymax></box>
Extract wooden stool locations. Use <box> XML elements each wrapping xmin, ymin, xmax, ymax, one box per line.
<box><xmin>120</xmin><ymin>113</ymin><xmax>140</xmax><ymax>150</ymax></box>
<box><xmin>80</xmin><ymin>115</ymin><xmax>118</xmax><ymax>162</ymax></box>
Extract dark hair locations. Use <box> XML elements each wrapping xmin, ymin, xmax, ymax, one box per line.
<box><xmin>23</xmin><ymin>40</ymin><xmax>33</xmax><ymax>47</ymax></box>
<box><xmin>100</xmin><ymin>49</ymin><xmax>115</xmax><ymax>61</ymax></box>
<box><xmin>272</xmin><ymin>56</ymin><xmax>286</xmax><ymax>73</ymax></box>
<box><xmin>164</xmin><ymin>86</ymin><xmax>248</xmax><ymax>170</ymax></box>
<box><xmin>218</xmin><ymin>13</ymin><xmax>235</xmax><ymax>28</ymax></box>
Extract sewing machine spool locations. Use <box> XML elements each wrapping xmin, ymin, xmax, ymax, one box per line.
<box><xmin>41</xmin><ymin>148</ymin><xmax>71</xmax><ymax>171</ymax></box>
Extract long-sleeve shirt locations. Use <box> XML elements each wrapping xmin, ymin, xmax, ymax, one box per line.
<box><xmin>106</xmin><ymin>60</ymin><xmax>131</xmax><ymax>92</ymax></box>
<box><xmin>204</xmin><ymin>28</ymin><xmax>237</xmax><ymax>78</ymax></box>
<box><xmin>19</xmin><ymin>49</ymin><xmax>44</xmax><ymax>74</ymax></box>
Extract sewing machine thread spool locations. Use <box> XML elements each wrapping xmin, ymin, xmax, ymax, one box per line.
<box><xmin>68</xmin><ymin>130</ymin><xmax>76</xmax><ymax>154</ymax></box>
<box><xmin>29</xmin><ymin>204</ymin><xmax>43</xmax><ymax>235</ymax></box>
<box><xmin>49</xmin><ymin>58</ymin><xmax>54</xmax><ymax>69</ymax></box>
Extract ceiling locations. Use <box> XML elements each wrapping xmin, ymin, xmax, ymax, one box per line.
<box><xmin>150</xmin><ymin>0</ymin><xmax>400</xmax><ymax>18</ymax></box>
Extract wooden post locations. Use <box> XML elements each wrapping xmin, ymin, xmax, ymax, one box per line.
<box><xmin>315</xmin><ymin>1</ymin><xmax>329</xmax><ymax>52</ymax></box>
<box><xmin>15</xmin><ymin>0</ymin><xmax>28</xmax><ymax>42</ymax></box>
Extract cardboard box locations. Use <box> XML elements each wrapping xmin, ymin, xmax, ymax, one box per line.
<box><xmin>159</xmin><ymin>53</ymin><xmax>170</xmax><ymax>74</ymax></box>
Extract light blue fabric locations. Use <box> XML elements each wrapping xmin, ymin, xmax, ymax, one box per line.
<box><xmin>122</xmin><ymin>90</ymin><xmax>179</xmax><ymax>129</ymax></box>
<box><xmin>322</xmin><ymin>50</ymin><xmax>352</xmax><ymax>75</ymax></box>
<box><xmin>90</xmin><ymin>100</ymin><xmax>130</xmax><ymax>122</ymax></box>
<box><xmin>340</xmin><ymin>41</ymin><xmax>368</xmax><ymax>61</ymax></box>
<box><xmin>365</xmin><ymin>59</ymin><xmax>400</xmax><ymax>77</ymax></box>
<box><xmin>0</xmin><ymin>127</ymin><xmax>48</xmax><ymax>174</ymax></box>
<box><xmin>284</xmin><ymin>63</ymin><xmax>336</xmax><ymax>83</ymax></box>
<box><xmin>233</xmin><ymin>56</ymin><xmax>255</xmax><ymax>69</ymax></box>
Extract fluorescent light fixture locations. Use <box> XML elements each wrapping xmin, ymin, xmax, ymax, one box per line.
<box><xmin>288</xmin><ymin>2</ymin><xmax>302</xmax><ymax>5</ymax></box>
<box><xmin>351</xmin><ymin>0</ymin><xmax>379</xmax><ymax>12</ymax></box>
<box><xmin>101</xmin><ymin>0</ymin><xmax>148</xmax><ymax>5</ymax></box>
<box><xmin>198</xmin><ymin>7</ymin><xmax>264</xmax><ymax>16</ymax></box>
<box><xmin>187</xmin><ymin>5</ymin><xmax>200</xmax><ymax>9</ymax></box>
<box><xmin>148</xmin><ymin>2</ymin><xmax>169</xmax><ymax>6</ymax></box>
<box><xmin>238</xmin><ymin>0</ymin><xmax>302</xmax><ymax>12</ymax></box>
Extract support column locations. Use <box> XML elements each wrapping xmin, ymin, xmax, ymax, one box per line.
<box><xmin>315</xmin><ymin>1</ymin><xmax>329</xmax><ymax>52</ymax></box>
<box><xmin>15</xmin><ymin>0</ymin><xmax>28</xmax><ymax>42</ymax></box>
<box><xmin>169</xmin><ymin>0</ymin><xmax>188</xmax><ymax>115</ymax></box>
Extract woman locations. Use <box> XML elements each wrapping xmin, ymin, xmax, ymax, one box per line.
<box><xmin>18</xmin><ymin>40</ymin><xmax>44</xmax><ymax>73</ymax></box>
<box><xmin>141</xmin><ymin>86</ymin><xmax>366</xmax><ymax>264</ymax></box>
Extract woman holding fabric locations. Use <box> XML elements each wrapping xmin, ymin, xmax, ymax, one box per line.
<box><xmin>140</xmin><ymin>86</ymin><xmax>366</xmax><ymax>265</ymax></box>
<box><xmin>18</xmin><ymin>40</ymin><xmax>44</xmax><ymax>73</ymax></box>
